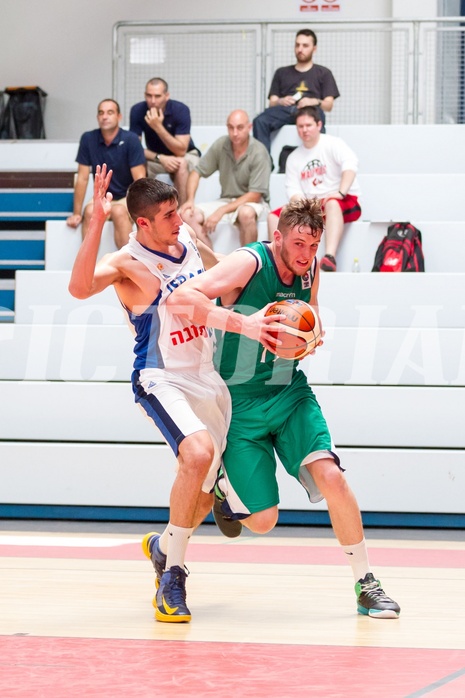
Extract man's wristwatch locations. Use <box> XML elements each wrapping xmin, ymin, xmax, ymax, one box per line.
<box><xmin>154</xmin><ymin>153</ymin><xmax>160</xmax><ymax>162</ymax></box>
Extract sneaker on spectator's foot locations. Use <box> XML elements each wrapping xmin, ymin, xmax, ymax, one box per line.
<box><xmin>320</xmin><ymin>254</ymin><xmax>337</xmax><ymax>272</ymax></box>
<box><xmin>355</xmin><ymin>573</ymin><xmax>400</xmax><ymax>618</ymax></box>
<box><xmin>155</xmin><ymin>566</ymin><xmax>191</xmax><ymax>623</ymax></box>
<box><xmin>141</xmin><ymin>532</ymin><xmax>166</xmax><ymax>590</ymax></box>
<box><xmin>212</xmin><ymin>493</ymin><xmax>243</xmax><ymax>538</ymax></box>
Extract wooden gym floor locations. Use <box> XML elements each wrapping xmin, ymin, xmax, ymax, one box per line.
<box><xmin>1</xmin><ymin>520</ymin><xmax>465</xmax><ymax>698</ymax></box>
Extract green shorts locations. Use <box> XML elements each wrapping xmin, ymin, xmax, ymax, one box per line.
<box><xmin>222</xmin><ymin>370</ymin><xmax>339</xmax><ymax>516</ymax></box>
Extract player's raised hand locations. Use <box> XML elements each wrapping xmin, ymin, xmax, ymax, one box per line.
<box><xmin>93</xmin><ymin>164</ymin><xmax>113</xmax><ymax>220</ymax></box>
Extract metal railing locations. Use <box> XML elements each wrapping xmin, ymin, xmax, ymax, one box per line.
<box><xmin>113</xmin><ymin>17</ymin><xmax>465</xmax><ymax>126</ymax></box>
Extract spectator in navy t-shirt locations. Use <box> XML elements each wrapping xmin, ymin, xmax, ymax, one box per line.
<box><xmin>67</xmin><ymin>99</ymin><xmax>146</xmax><ymax>248</ymax></box>
<box><xmin>129</xmin><ymin>78</ymin><xmax>200</xmax><ymax>205</ymax></box>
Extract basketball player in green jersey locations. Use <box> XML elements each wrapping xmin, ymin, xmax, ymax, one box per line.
<box><xmin>168</xmin><ymin>199</ymin><xmax>400</xmax><ymax>618</ymax></box>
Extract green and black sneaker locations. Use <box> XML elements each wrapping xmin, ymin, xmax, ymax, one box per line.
<box><xmin>355</xmin><ymin>573</ymin><xmax>400</xmax><ymax>619</ymax></box>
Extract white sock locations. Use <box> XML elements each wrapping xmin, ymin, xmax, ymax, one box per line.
<box><xmin>342</xmin><ymin>538</ymin><xmax>371</xmax><ymax>582</ymax></box>
<box><xmin>164</xmin><ymin>523</ymin><xmax>194</xmax><ymax>570</ymax></box>
<box><xmin>157</xmin><ymin>527</ymin><xmax>169</xmax><ymax>555</ymax></box>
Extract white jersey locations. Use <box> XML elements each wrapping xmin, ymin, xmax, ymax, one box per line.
<box><xmin>285</xmin><ymin>133</ymin><xmax>360</xmax><ymax>200</ymax></box>
<box><xmin>122</xmin><ymin>225</ymin><xmax>214</xmax><ymax>372</ymax></box>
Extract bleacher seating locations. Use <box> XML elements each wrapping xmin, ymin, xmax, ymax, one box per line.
<box><xmin>0</xmin><ymin>170</ymin><xmax>75</xmax><ymax>276</ymax></box>
<box><xmin>0</xmin><ymin>278</ymin><xmax>14</xmax><ymax>322</ymax></box>
<box><xmin>269</xmin><ymin>172</ymin><xmax>465</xmax><ymax>221</ymax></box>
<box><xmin>0</xmin><ymin>147</ymin><xmax>78</xmax><ymax>323</ymax></box>
<box><xmin>2</xmin><ymin>269</ymin><xmax>464</xmax><ymax>516</ymax></box>
<box><xmin>44</xmin><ymin>218</ymin><xmax>465</xmax><ymax>274</ymax></box>
<box><xmin>1</xmin><ymin>126</ymin><xmax>465</xmax><ymax>524</ymax></box>
<box><xmin>269</xmin><ymin>123</ymin><xmax>465</xmax><ymax>174</ymax></box>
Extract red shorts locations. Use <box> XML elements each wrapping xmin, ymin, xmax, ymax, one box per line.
<box><xmin>272</xmin><ymin>194</ymin><xmax>362</xmax><ymax>224</ymax></box>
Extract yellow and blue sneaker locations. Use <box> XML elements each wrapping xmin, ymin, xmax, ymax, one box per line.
<box><xmin>141</xmin><ymin>532</ymin><xmax>166</xmax><ymax>591</ymax></box>
<box><xmin>355</xmin><ymin>573</ymin><xmax>400</xmax><ymax>618</ymax></box>
<box><xmin>155</xmin><ymin>566</ymin><xmax>191</xmax><ymax>623</ymax></box>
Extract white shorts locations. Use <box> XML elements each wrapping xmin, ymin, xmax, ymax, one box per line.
<box><xmin>196</xmin><ymin>198</ymin><xmax>269</xmax><ymax>225</ymax></box>
<box><xmin>133</xmin><ymin>367</ymin><xmax>231</xmax><ymax>492</ymax></box>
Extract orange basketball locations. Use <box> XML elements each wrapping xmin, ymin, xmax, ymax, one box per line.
<box><xmin>264</xmin><ymin>299</ymin><xmax>321</xmax><ymax>360</ymax></box>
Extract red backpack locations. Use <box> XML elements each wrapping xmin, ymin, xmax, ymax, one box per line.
<box><xmin>372</xmin><ymin>222</ymin><xmax>425</xmax><ymax>272</ymax></box>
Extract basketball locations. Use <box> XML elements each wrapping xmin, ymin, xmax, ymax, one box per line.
<box><xmin>265</xmin><ymin>299</ymin><xmax>321</xmax><ymax>360</ymax></box>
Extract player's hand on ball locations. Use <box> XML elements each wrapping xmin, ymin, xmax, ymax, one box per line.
<box><xmin>241</xmin><ymin>303</ymin><xmax>287</xmax><ymax>352</ymax></box>
<box><xmin>306</xmin><ymin>329</ymin><xmax>325</xmax><ymax>355</ymax></box>
<box><xmin>264</xmin><ymin>299</ymin><xmax>322</xmax><ymax>360</ymax></box>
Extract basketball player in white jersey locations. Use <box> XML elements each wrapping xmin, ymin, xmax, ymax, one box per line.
<box><xmin>69</xmin><ymin>164</ymin><xmax>281</xmax><ymax>623</ymax></box>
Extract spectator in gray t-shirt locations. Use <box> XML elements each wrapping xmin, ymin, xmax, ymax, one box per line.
<box><xmin>180</xmin><ymin>110</ymin><xmax>271</xmax><ymax>249</ymax></box>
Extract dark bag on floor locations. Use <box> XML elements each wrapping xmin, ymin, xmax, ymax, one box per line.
<box><xmin>278</xmin><ymin>145</ymin><xmax>297</xmax><ymax>173</ymax></box>
<box><xmin>372</xmin><ymin>222</ymin><xmax>425</xmax><ymax>272</ymax></box>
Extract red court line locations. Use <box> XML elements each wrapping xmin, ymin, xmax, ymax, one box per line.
<box><xmin>1</xmin><ymin>636</ymin><xmax>465</xmax><ymax>698</ymax></box>
<box><xmin>1</xmin><ymin>542</ymin><xmax>465</xmax><ymax>568</ymax></box>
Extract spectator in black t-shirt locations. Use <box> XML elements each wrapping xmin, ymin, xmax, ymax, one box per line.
<box><xmin>253</xmin><ymin>29</ymin><xmax>340</xmax><ymax>156</ymax></box>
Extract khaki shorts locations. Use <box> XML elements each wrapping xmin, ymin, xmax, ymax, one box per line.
<box><xmin>147</xmin><ymin>149</ymin><xmax>200</xmax><ymax>177</ymax></box>
<box><xmin>85</xmin><ymin>196</ymin><xmax>131</xmax><ymax>222</ymax></box>
<box><xmin>197</xmin><ymin>198</ymin><xmax>270</xmax><ymax>225</ymax></box>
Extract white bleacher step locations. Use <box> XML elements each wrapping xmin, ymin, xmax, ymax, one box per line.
<box><xmin>0</xmin><ymin>323</ymin><xmax>133</xmax><ymax>381</ymax></box>
<box><xmin>0</xmin><ymin>141</ymin><xmax>79</xmax><ymax>170</ymax></box>
<box><xmin>2</xmin><ymin>125</ymin><xmax>464</xmax><ymax>176</ymax></box>
<box><xmin>261</xmin><ymin>218</ymin><xmax>464</xmax><ymax>273</ymax></box>
<box><xmin>15</xmin><ymin>269</ymin><xmax>465</xmax><ymax>328</ymax></box>
<box><xmin>269</xmin><ymin>172</ymin><xmax>465</xmax><ymax>220</ymax></box>
<box><xmin>45</xmin><ymin>221</ymin><xmax>118</xmax><ymax>271</ymax></box>
<box><xmin>316</xmin><ymin>272</ymin><xmax>465</xmax><ymax>328</ymax></box>
<box><xmin>270</xmin><ymin>124</ymin><xmax>465</xmax><ymax>175</ymax></box>
<box><xmin>1</xmin><ymin>441</ymin><xmax>464</xmax><ymax>514</ymax></box>
<box><xmin>45</xmin><ymin>214</ymin><xmax>266</xmax><ymax>272</ymax></box>
<box><xmin>0</xmin><ymin>442</ymin><xmax>176</xmax><ymax>507</ymax></box>
<box><xmin>15</xmin><ymin>270</ymin><xmax>122</xmax><ymax>325</ymax></box>
<box><xmin>2</xmin><ymin>319</ymin><xmax>464</xmax><ymax>385</ymax></box>
<box><xmin>326</xmin><ymin>220</ymin><xmax>465</xmax><ymax>273</ymax></box>
<box><xmin>336</xmin><ymin>125</ymin><xmax>465</xmax><ymax>174</ymax></box>
<box><xmin>358</xmin><ymin>173</ymin><xmax>465</xmax><ymax>222</ymax></box>
<box><xmin>0</xmin><ymin>380</ymin><xmax>463</xmax><ymax>449</ymax></box>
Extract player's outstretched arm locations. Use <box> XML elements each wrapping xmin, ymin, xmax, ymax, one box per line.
<box><xmin>69</xmin><ymin>165</ymin><xmax>121</xmax><ymax>299</ymax></box>
<box><xmin>167</xmin><ymin>250</ymin><xmax>285</xmax><ymax>350</ymax></box>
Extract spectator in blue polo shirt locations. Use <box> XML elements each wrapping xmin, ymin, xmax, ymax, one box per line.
<box><xmin>67</xmin><ymin>99</ymin><xmax>146</xmax><ymax>248</ymax></box>
<box><xmin>129</xmin><ymin>78</ymin><xmax>200</xmax><ymax>206</ymax></box>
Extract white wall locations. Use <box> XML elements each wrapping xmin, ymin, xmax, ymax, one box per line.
<box><xmin>2</xmin><ymin>0</ymin><xmax>395</xmax><ymax>139</ymax></box>
<box><xmin>392</xmin><ymin>0</ymin><xmax>438</xmax><ymax>16</ymax></box>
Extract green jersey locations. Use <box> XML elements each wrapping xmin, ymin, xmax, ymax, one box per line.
<box><xmin>214</xmin><ymin>242</ymin><xmax>316</xmax><ymax>397</ymax></box>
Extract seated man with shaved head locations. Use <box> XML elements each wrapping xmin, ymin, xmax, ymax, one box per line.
<box><xmin>179</xmin><ymin>110</ymin><xmax>271</xmax><ymax>248</ymax></box>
